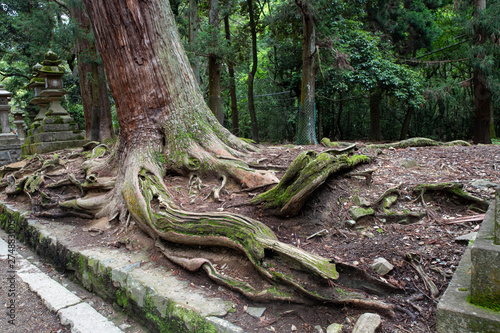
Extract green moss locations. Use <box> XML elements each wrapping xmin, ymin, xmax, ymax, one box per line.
<box><xmin>116</xmin><ymin>288</ymin><xmax>129</xmax><ymax>308</ymax></box>
<box><xmin>143</xmin><ymin>294</ymin><xmax>217</xmax><ymax>333</ymax></box>
<box><xmin>348</xmin><ymin>154</ymin><xmax>370</xmax><ymax>165</ymax></box>
<box><xmin>240</xmin><ymin>137</ymin><xmax>256</xmax><ymax>144</ymax></box>
<box><xmin>321</xmin><ymin>137</ymin><xmax>339</xmax><ymax>147</ymax></box>
<box><xmin>468</xmin><ymin>294</ymin><xmax>500</xmax><ymax>312</ymax></box>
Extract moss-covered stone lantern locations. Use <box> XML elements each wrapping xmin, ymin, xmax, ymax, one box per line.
<box><xmin>12</xmin><ymin>106</ymin><xmax>26</xmax><ymax>140</ymax></box>
<box><xmin>0</xmin><ymin>84</ymin><xmax>22</xmax><ymax>166</ymax></box>
<box><xmin>37</xmin><ymin>50</ymin><xmax>70</xmax><ymax>117</ymax></box>
<box><xmin>28</xmin><ymin>63</ymin><xmax>50</xmax><ymax>122</ymax></box>
<box><xmin>22</xmin><ymin>50</ymin><xmax>88</xmax><ymax>156</ymax></box>
<box><xmin>0</xmin><ymin>83</ymin><xmax>13</xmax><ymax>136</ymax></box>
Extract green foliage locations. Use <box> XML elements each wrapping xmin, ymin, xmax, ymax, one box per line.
<box><xmin>0</xmin><ymin>0</ymin><xmax>498</xmax><ymax>143</ymax></box>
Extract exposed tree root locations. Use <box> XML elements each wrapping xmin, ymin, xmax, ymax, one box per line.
<box><xmin>59</xmin><ymin>151</ymin><xmax>397</xmax><ymax>309</ymax></box>
<box><xmin>413</xmin><ymin>182</ymin><xmax>489</xmax><ymax>211</ymax></box>
<box><xmin>365</xmin><ymin>137</ymin><xmax>470</xmax><ymax>150</ymax></box>
<box><xmin>251</xmin><ymin>151</ymin><xmax>370</xmax><ymax>217</ymax></box>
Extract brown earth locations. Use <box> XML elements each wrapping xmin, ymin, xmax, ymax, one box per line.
<box><xmin>1</xmin><ymin>142</ymin><xmax>499</xmax><ymax>332</ymax></box>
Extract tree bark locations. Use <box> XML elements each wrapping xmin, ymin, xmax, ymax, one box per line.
<box><xmin>472</xmin><ymin>0</ymin><xmax>492</xmax><ymax>144</ymax></box>
<box><xmin>77</xmin><ymin>0</ymin><xmax>394</xmax><ymax>307</ymax></box>
<box><xmin>247</xmin><ymin>0</ymin><xmax>259</xmax><ymax>142</ymax></box>
<box><xmin>295</xmin><ymin>0</ymin><xmax>317</xmax><ymax>145</ymax></box>
<box><xmin>71</xmin><ymin>1</ymin><xmax>115</xmax><ymax>142</ymax></box>
<box><xmin>188</xmin><ymin>0</ymin><xmax>201</xmax><ymax>86</ymax></box>
<box><xmin>224</xmin><ymin>14</ymin><xmax>239</xmax><ymax>136</ymax></box>
<box><xmin>208</xmin><ymin>0</ymin><xmax>223</xmax><ymax>124</ymax></box>
<box><xmin>400</xmin><ymin>106</ymin><xmax>413</xmax><ymax>140</ymax></box>
<box><xmin>369</xmin><ymin>88</ymin><xmax>383</xmax><ymax>141</ymax></box>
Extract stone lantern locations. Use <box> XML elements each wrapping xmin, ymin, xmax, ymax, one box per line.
<box><xmin>11</xmin><ymin>106</ymin><xmax>26</xmax><ymax>141</ymax></box>
<box><xmin>38</xmin><ymin>50</ymin><xmax>70</xmax><ymax>117</ymax></box>
<box><xmin>27</xmin><ymin>63</ymin><xmax>50</xmax><ymax>122</ymax></box>
<box><xmin>0</xmin><ymin>84</ymin><xmax>22</xmax><ymax>166</ymax></box>
<box><xmin>22</xmin><ymin>50</ymin><xmax>88</xmax><ymax>156</ymax></box>
<box><xmin>0</xmin><ymin>83</ymin><xmax>12</xmax><ymax>136</ymax></box>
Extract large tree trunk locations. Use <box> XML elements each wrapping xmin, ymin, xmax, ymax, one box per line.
<box><xmin>77</xmin><ymin>0</ymin><xmax>394</xmax><ymax>307</ymax></box>
<box><xmin>247</xmin><ymin>0</ymin><xmax>259</xmax><ymax>142</ymax></box>
<box><xmin>295</xmin><ymin>0</ymin><xmax>318</xmax><ymax>145</ymax></box>
<box><xmin>224</xmin><ymin>14</ymin><xmax>239</xmax><ymax>136</ymax></box>
<box><xmin>71</xmin><ymin>2</ymin><xmax>115</xmax><ymax>142</ymax></box>
<box><xmin>208</xmin><ymin>0</ymin><xmax>223</xmax><ymax>124</ymax></box>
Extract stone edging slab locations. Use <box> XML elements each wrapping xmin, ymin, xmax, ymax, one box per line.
<box><xmin>0</xmin><ymin>201</ymin><xmax>244</xmax><ymax>333</ymax></box>
<box><xmin>436</xmin><ymin>201</ymin><xmax>500</xmax><ymax>332</ymax></box>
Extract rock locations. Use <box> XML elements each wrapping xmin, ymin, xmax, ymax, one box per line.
<box><xmin>349</xmin><ymin>206</ymin><xmax>375</xmax><ymax>221</ymax></box>
<box><xmin>352</xmin><ymin>313</ymin><xmax>381</xmax><ymax>333</ymax></box>
<box><xmin>354</xmin><ymin>196</ymin><xmax>372</xmax><ymax>207</ymax></box>
<box><xmin>455</xmin><ymin>231</ymin><xmax>477</xmax><ymax>244</ymax></box>
<box><xmin>314</xmin><ymin>325</ymin><xmax>324</xmax><ymax>333</ymax></box>
<box><xmin>383</xmin><ymin>194</ymin><xmax>398</xmax><ymax>209</ymax></box>
<box><xmin>245</xmin><ymin>306</ymin><xmax>266</xmax><ymax>318</ymax></box>
<box><xmin>291</xmin><ymin>324</ymin><xmax>297</xmax><ymax>331</ymax></box>
<box><xmin>402</xmin><ymin>157</ymin><xmax>418</xmax><ymax>168</ymax></box>
<box><xmin>370</xmin><ymin>257</ymin><xmax>394</xmax><ymax>276</ymax></box>
<box><xmin>470</xmin><ymin>179</ymin><xmax>497</xmax><ymax>188</ymax></box>
<box><xmin>346</xmin><ymin>220</ymin><xmax>357</xmax><ymax>227</ymax></box>
<box><xmin>326</xmin><ymin>323</ymin><xmax>343</xmax><ymax>333</ymax></box>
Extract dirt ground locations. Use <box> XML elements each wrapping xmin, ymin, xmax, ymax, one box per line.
<box><xmin>1</xmin><ymin>142</ymin><xmax>499</xmax><ymax>332</ymax></box>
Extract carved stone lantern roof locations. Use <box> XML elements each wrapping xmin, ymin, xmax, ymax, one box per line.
<box><xmin>38</xmin><ymin>50</ymin><xmax>65</xmax><ymax>77</ymax></box>
<box><xmin>0</xmin><ymin>83</ymin><xmax>12</xmax><ymax>101</ymax></box>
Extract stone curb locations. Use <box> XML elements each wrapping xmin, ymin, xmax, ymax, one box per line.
<box><xmin>0</xmin><ymin>236</ymin><xmax>123</xmax><ymax>332</ymax></box>
<box><xmin>0</xmin><ymin>201</ymin><xmax>244</xmax><ymax>333</ymax></box>
<box><xmin>436</xmin><ymin>202</ymin><xmax>500</xmax><ymax>332</ymax></box>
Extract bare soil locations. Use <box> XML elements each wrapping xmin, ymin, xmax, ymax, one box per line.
<box><xmin>2</xmin><ymin>142</ymin><xmax>499</xmax><ymax>332</ymax></box>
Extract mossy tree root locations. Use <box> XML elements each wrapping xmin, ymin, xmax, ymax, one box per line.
<box><xmin>413</xmin><ymin>182</ymin><xmax>489</xmax><ymax>211</ymax></box>
<box><xmin>251</xmin><ymin>151</ymin><xmax>370</xmax><ymax>217</ymax></box>
<box><xmin>365</xmin><ymin>137</ymin><xmax>470</xmax><ymax>150</ymax></box>
<box><xmin>62</xmin><ymin>153</ymin><xmax>395</xmax><ymax>307</ymax></box>
<box><xmin>137</xmin><ymin>169</ymin><xmax>395</xmax><ymax>306</ymax></box>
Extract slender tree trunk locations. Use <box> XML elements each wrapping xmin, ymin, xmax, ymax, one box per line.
<box><xmin>71</xmin><ymin>1</ymin><xmax>115</xmax><ymax>142</ymax></box>
<box><xmin>369</xmin><ymin>88</ymin><xmax>383</xmax><ymax>141</ymax></box>
<box><xmin>224</xmin><ymin>15</ymin><xmax>239</xmax><ymax>136</ymax></box>
<box><xmin>188</xmin><ymin>0</ymin><xmax>201</xmax><ymax>86</ymax></box>
<box><xmin>295</xmin><ymin>0</ymin><xmax>317</xmax><ymax>145</ymax></box>
<box><xmin>208</xmin><ymin>0</ymin><xmax>223</xmax><ymax>124</ymax></box>
<box><xmin>247</xmin><ymin>0</ymin><xmax>259</xmax><ymax>142</ymax></box>
<box><xmin>400</xmin><ymin>107</ymin><xmax>413</xmax><ymax>140</ymax></box>
<box><xmin>472</xmin><ymin>0</ymin><xmax>492</xmax><ymax>144</ymax></box>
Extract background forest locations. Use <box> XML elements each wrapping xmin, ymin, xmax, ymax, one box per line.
<box><xmin>1</xmin><ymin>0</ymin><xmax>499</xmax><ymax>145</ymax></box>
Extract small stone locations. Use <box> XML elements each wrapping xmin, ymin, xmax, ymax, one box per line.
<box><xmin>291</xmin><ymin>324</ymin><xmax>297</xmax><ymax>331</ymax></box>
<box><xmin>346</xmin><ymin>220</ymin><xmax>356</xmax><ymax>227</ymax></box>
<box><xmin>354</xmin><ymin>196</ymin><xmax>371</xmax><ymax>207</ymax></box>
<box><xmin>470</xmin><ymin>179</ymin><xmax>497</xmax><ymax>188</ymax></box>
<box><xmin>326</xmin><ymin>323</ymin><xmax>343</xmax><ymax>333</ymax></box>
<box><xmin>349</xmin><ymin>206</ymin><xmax>375</xmax><ymax>221</ymax></box>
<box><xmin>314</xmin><ymin>324</ymin><xmax>324</xmax><ymax>333</ymax></box>
<box><xmin>352</xmin><ymin>313</ymin><xmax>381</xmax><ymax>333</ymax></box>
<box><xmin>402</xmin><ymin>157</ymin><xmax>418</xmax><ymax>168</ymax></box>
<box><xmin>119</xmin><ymin>323</ymin><xmax>132</xmax><ymax>330</ymax></box>
<box><xmin>370</xmin><ymin>257</ymin><xmax>394</xmax><ymax>276</ymax></box>
<box><xmin>245</xmin><ymin>306</ymin><xmax>266</xmax><ymax>318</ymax></box>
